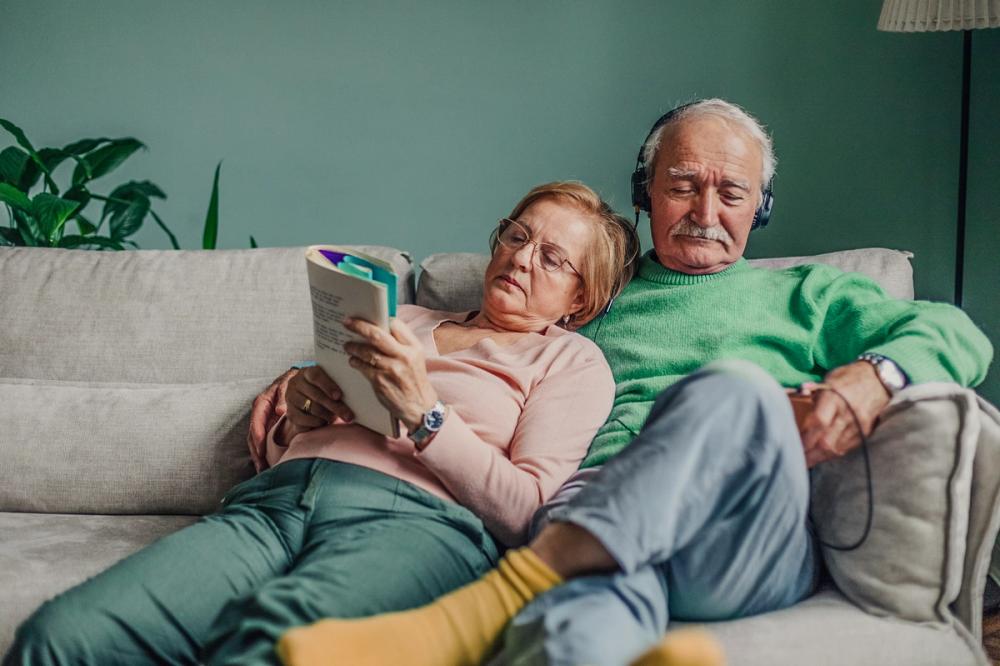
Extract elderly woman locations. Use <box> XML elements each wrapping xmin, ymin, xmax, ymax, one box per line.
<box><xmin>5</xmin><ymin>181</ymin><xmax>638</xmax><ymax>666</ymax></box>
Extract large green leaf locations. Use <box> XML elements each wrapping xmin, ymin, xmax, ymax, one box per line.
<box><xmin>63</xmin><ymin>184</ymin><xmax>91</xmax><ymax>215</ymax></box>
<box><xmin>0</xmin><ymin>226</ymin><xmax>23</xmax><ymax>245</ymax></box>
<box><xmin>109</xmin><ymin>196</ymin><xmax>150</xmax><ymax>240</ymax></box>
<box><xmin>71</xmin><ymin>138</ymin><xmax>144</xmax><ymax>185</ymax></box>
<box><xmin>202</xmin><ymin>162</ymin><xmax>221</xmax><ymax>250</ymax></box>
<box><xmin>62</xmin><ymin>138</ymin><xmax>109</xmax><ymax>155</ymax></box>
<box><xmin>0</xmin><ymin>118</ymin><xmax>58</xmax><ymax>192</ymax></box>
<box><xmin>0</xmin><ymin>182</ymin><xmax>32</xmax><ymax>211</ymax></box>
<box><xmin>58</xmin><ymin>234</ymin><xmax>126</xmax><ymax>250</ymax></box>
<box><xmin>12</xmin><ymin>209</ymin><xmax>41</xmax><ymax>246</ymax></box>
<box><xmin>0</xmin><ymin>146</ymin><xmax>29</xmax><ymax>185</ymax></box>
<box><xmin>0</xmin><ymin>118</ymin><xmax>38</xmax><ymax>154</ymax></box>
<box><xmin>16</xmin><ymin>147</ymin><xmax>69</xmax><ymax>191</ymax></box>
<box><xmin>75</xmin><ymin>214</ymin><xmax>97</xmax><ymax>236</ymax></box>
<box><xmin>108</xmin><ymin>179</ymin><xmax>166</xmax><ymax>201</ymax></box>
<box><xmin>32</xmin><ymin>193</ymin><xmax>80</xmax><ymax>244</ymax></box>
<box><xmin>100</xmin><ymin>180</ymin><xmax>164</xmax><ymax>238</ymax></box>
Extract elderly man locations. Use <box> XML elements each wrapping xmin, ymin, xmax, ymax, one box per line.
<box><xmin>260</xmin><ymin>99</ymin><xmax>992</xmax><ymax>666</ymax></box>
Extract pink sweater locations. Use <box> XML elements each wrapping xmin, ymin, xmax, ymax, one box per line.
<box><xmin>266</xmin><ymin>305</ymin><xmax>615</xmax><ymax>546</ymax></box>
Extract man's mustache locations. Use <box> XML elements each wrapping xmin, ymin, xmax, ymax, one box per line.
<box><xmin>669</xmin><ymin>218</ymin><xmax>734</xmax><ymax>245</ymax></box>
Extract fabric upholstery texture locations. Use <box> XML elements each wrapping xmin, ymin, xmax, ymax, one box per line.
<box><xmin>957</xmin><ymin>398</ymin><xmax>1000</xmax><ymax>640</ymax></box>
<box><xmin>0</xmin><ymin>377</ymin><xmax>268</xmax><ymax>514</ymax></box>
<box><xmin>810</xmin><ymin>383</ymin><xmax>997</xmax><ymax>637</ymax></box>
<box><xmin>0</xmin><ymin>512</ymin><xmax>198</xmax><ymax>653</ymax></box>
<box><xmin>415</xmin><ymin>247</ymin><xmax>915</xmax><ymax>311</ymax></box>
<box><xmin>676</xmin><ymin>588</ymin><xmax>984</xmax><ymax>666</ymax></box>
<box><xmin>0</xmin><ymin>246</ymin><xmax>414</xmax><ymax>384</ymax></box>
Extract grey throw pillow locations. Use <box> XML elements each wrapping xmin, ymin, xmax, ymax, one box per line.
<box><xmin>810</xmin><ymin>383</ymin><xmax>995</xmax><ymax>626</ymax></box>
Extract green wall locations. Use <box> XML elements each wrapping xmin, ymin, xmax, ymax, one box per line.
<box><xmin>2</xmin><ymin>1</ymin><xmax>997</xmax><ymax>398</ymax></box>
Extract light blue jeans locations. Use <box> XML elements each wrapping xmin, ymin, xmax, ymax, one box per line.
<box><xmin>492</xmin><ymin>360</ymin><xmax>819</xmax><ymax>666</ymax></box>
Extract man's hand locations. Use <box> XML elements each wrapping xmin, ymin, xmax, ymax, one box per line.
<box><xmin>800</xmin><ymin>361</ymin><xmax>891</xmax><ymax>468</ymax></box>
<box><xmin>247</xmin><ymin>368</ymin><xmax>299</xmax><ymax>471</ymax></box>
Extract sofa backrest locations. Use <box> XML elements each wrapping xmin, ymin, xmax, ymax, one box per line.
<box><xmin>0</xmin><ymin>246</ymin><xmax>414</xmax><ymax>383</ymax></box>
<box><xmin>416</xmin><ymin>247</ymin><xmax>915</xmax><ymax>312</ymax></box>
<box><xmin>0</xmin><ymin>246</ymin><xmax>413</xmax><ymax>515</ymax></box>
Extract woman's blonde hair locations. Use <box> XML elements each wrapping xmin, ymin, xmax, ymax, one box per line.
<box><xmin>490</xmin><ymin>181</ymin><xmax>640</xmax><ymax>329</ymax></box>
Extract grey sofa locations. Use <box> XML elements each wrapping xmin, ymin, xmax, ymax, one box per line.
<box><xmin>1</xmin><ymin>245</ymin><xmax>997</xmax><ymax>665</ymax></box>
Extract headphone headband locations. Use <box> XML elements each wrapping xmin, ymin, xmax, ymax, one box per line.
<box><xmin>630</xmin><ymin>102</ymin><xmax>774</xmax><ymax>230</ymax></box>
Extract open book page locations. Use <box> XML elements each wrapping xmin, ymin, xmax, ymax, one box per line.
<box><xmin>305</xmin><ymin>245</ymin><xmax>400</xmax><ymax>438</ymax></box>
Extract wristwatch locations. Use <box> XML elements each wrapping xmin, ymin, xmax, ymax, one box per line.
<box><xmin>857</xmin><ymin>353</ymin><xmax>909</xmax><ymax>395</ymax></box>
<box><xmin>409</xmin><ymin>400</ymin><xmax>448</xmax><ymax>449</ymax></box>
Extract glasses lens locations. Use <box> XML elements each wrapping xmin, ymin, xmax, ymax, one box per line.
<box><xmin>496</xmin><ymin>219</ymin><xmax>572</xmax><ymax>273</ymax></box>
<box><xmin>498</xmin><ymin>219</ymin><xmax>528</xmax><ymax>248</ymax></box>
<box><xmin>538</xmin><ymin>245</ymin><xmax>566</xmax><ymax>272</ymax></box>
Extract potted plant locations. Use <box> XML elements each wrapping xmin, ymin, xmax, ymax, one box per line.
<box><xmin>0</xmin><ymin>118</ymin><xmax>242</xmax><ymax>250</ymax></box>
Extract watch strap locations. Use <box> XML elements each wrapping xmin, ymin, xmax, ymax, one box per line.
<box><xmin>857</xmin><ymin>352</ymin><xmax>909</xmax><ymax>394</ymax></box>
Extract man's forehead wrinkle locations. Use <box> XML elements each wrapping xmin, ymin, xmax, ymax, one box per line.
<box><xmin>663</xmin><ymin>156</ymin><xmax>756</xmax><ymax>183</ymax></box>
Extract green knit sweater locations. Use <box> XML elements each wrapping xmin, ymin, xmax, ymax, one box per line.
<box><xmin>576</xmin><ymin>252</ymin><xmax>993</xmax><ymax>469</ymax></box>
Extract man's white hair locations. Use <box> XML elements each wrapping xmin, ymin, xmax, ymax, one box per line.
<box><xmin>641</xmin><ymin>99</ymin><xmax>776</xmax><ymax>197</ymax></box>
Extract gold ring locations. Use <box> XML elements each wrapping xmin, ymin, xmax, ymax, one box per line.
<box><xmin>302</xmin><ymin>398</ymin><xmax>312</xmax><ymax>414</ymax></box>
<box><xmin>369</xmin><ymin>355</ymin><xmax>378</xmax><ymax>368</ymax></box>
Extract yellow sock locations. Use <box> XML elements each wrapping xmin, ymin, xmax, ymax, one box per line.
<box><xmin>630</xmin><ymin>627</ymin><xmax>726</xmax><ymax>666</ymax></box>
<box><xmin>276</xmin><ymin>547</ymin><xmax>562</xmax><ymax>666</ymax></box>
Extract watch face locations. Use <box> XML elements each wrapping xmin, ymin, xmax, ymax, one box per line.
<box><xmin>424</xmin><ymin>402</ymin><xmax>446</xmax><ymax>431</ymax></box>
<box><xmin>879</xmin><ymin>362</ymin><xmax>906</xmax><ymax>391</ymax></box>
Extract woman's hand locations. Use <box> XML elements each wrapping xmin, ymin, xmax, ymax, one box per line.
<box><xmin>344</xmin><ymin>317</ymin><xmax>439</xmax><ymax>433</ymax></box>
<box><xmin>247</xmin><ymin>367</ymin><xmax>298</xmax><ymax>468</ymax></box>
<box><xmin>281</xmin><ymin>366</ymin><xmax>356</xmax><ymax>444</ymax></box>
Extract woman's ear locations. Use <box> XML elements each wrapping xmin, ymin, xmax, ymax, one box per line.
<box><xmin>567</xmin><ymin>285</ymin><xmax>586</xmax><ymax>319</ymax></box>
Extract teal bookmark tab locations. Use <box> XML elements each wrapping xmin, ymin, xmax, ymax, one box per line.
<box><xmin>318</xmin><ymin>250</ymin><xmax>397</xmax><ymax>316</ymax></box>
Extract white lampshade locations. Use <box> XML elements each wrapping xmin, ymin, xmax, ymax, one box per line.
<box><xmin>878</xmin><ymin>0</ymin><xmax>1000</xmax><ymax>31</ymax></box>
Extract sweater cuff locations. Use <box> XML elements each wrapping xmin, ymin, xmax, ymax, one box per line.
<box><xmin>866</xmin><ymin>339</ymin><xmax>951</xmax><ymax>385</ymax></box>
<box><xmin>412</xmin><ymin>410</ymin><xmax>484</xmax><ymax>473</ymax></box>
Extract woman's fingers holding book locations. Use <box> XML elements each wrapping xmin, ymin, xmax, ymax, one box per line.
<box><xmin>344</xmin><ymin>317</ymin><xmax>400</xmax><ymax>356</ymax></box>
<box><xmin>300</xmin><ymin>366</ymin><xmax>344</xmax><ymax>401</ymax></box>
<box><xmin>288</xmin><ymin>369</ymin><xmax>353</xmax><ymax>424</ymax></box>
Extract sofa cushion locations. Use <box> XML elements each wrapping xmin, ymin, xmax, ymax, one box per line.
<box><xmin>682</xmin><ymin>589</ymin><xmax>984</xmax><ymax>666</ymax></box>
<box><xmin>0</xmin><ymin>377</ymin><xmax>267</xmax><ymax>514</ymax></box>
<box><xmin>0</xmin><ymin>246</ymin><xmax>414</xmax><ymax>384</ymax></box>
<box><xmin>415</xmin><ymin>247</ymin><xmax>914</xmax><ymax>311</ymax></box>
<box><xmin>810</xmin><ymin>384</ymin><xmax>997</xmax><ymax>631</ymax></box>
<box><xmin>0</xmin><ymin>512</ymin><xmax>198</xmax><ymax>655</ymax></box>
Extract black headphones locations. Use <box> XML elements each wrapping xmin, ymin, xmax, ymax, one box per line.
<box><xmin>630</xmin><ymin>102</ymin><xmax>774</xmax><ymax>231</ymax></box>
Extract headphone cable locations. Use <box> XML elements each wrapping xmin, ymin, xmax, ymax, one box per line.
<box><xmin>805</xmin><ymin>385</ymin><xmax>875</xmax><ymax>552</ymax></box>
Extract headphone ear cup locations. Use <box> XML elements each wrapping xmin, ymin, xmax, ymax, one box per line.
<box><xmin>751</xmin><ymin>188</ymin><xmax>774</xmax><ymax>230</ymax></box>
<box><xmin>631</xmin><ymin>168</ymin><xmax>651</xmax><ymax>213</ymax></box>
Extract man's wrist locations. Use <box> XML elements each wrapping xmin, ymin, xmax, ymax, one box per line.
<box><xmin>857</xmin><ymin>352</ymin><xmax>909</xmax><ymax>396</ymax></box>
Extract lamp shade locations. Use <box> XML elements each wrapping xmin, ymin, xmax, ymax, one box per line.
<box><xmin>879</xmin><ymin>0</ymin><xmax>1000</xmax><ymax>31</ymax></box>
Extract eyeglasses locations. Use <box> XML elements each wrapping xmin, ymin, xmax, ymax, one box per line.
<box><xmin>494</xmin><ymin>218</ymin><xmax>582</xmax><ymax>276</ymax></box>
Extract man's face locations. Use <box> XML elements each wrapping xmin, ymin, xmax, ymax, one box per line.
<box><xmin>647</xmin><ymin>116</ymin><xmax>764</xmax><ymax>275</ymax></box>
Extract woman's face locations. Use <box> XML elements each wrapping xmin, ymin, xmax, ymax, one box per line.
<box><xmin>481</xmin><ymin>198</ymin><xmax>591</xmax><ymax>332</ymax></box>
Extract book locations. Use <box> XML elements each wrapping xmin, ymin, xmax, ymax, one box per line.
<box><xmin>305</xmin><ymin>245</ymin><xmax>400</xmax><ymax>438</ymax></box>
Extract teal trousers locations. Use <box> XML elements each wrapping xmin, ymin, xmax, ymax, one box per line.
<box><xmin>5</xmin><ymin>459</ymin><xmax>500</xmax><ymax>666</ymax></box>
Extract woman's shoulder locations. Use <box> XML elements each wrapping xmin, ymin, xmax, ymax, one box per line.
<box><xmin>537</xmin><ymin>326</ymin><xmax>611</xmax><ymax>371</ymax></box>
